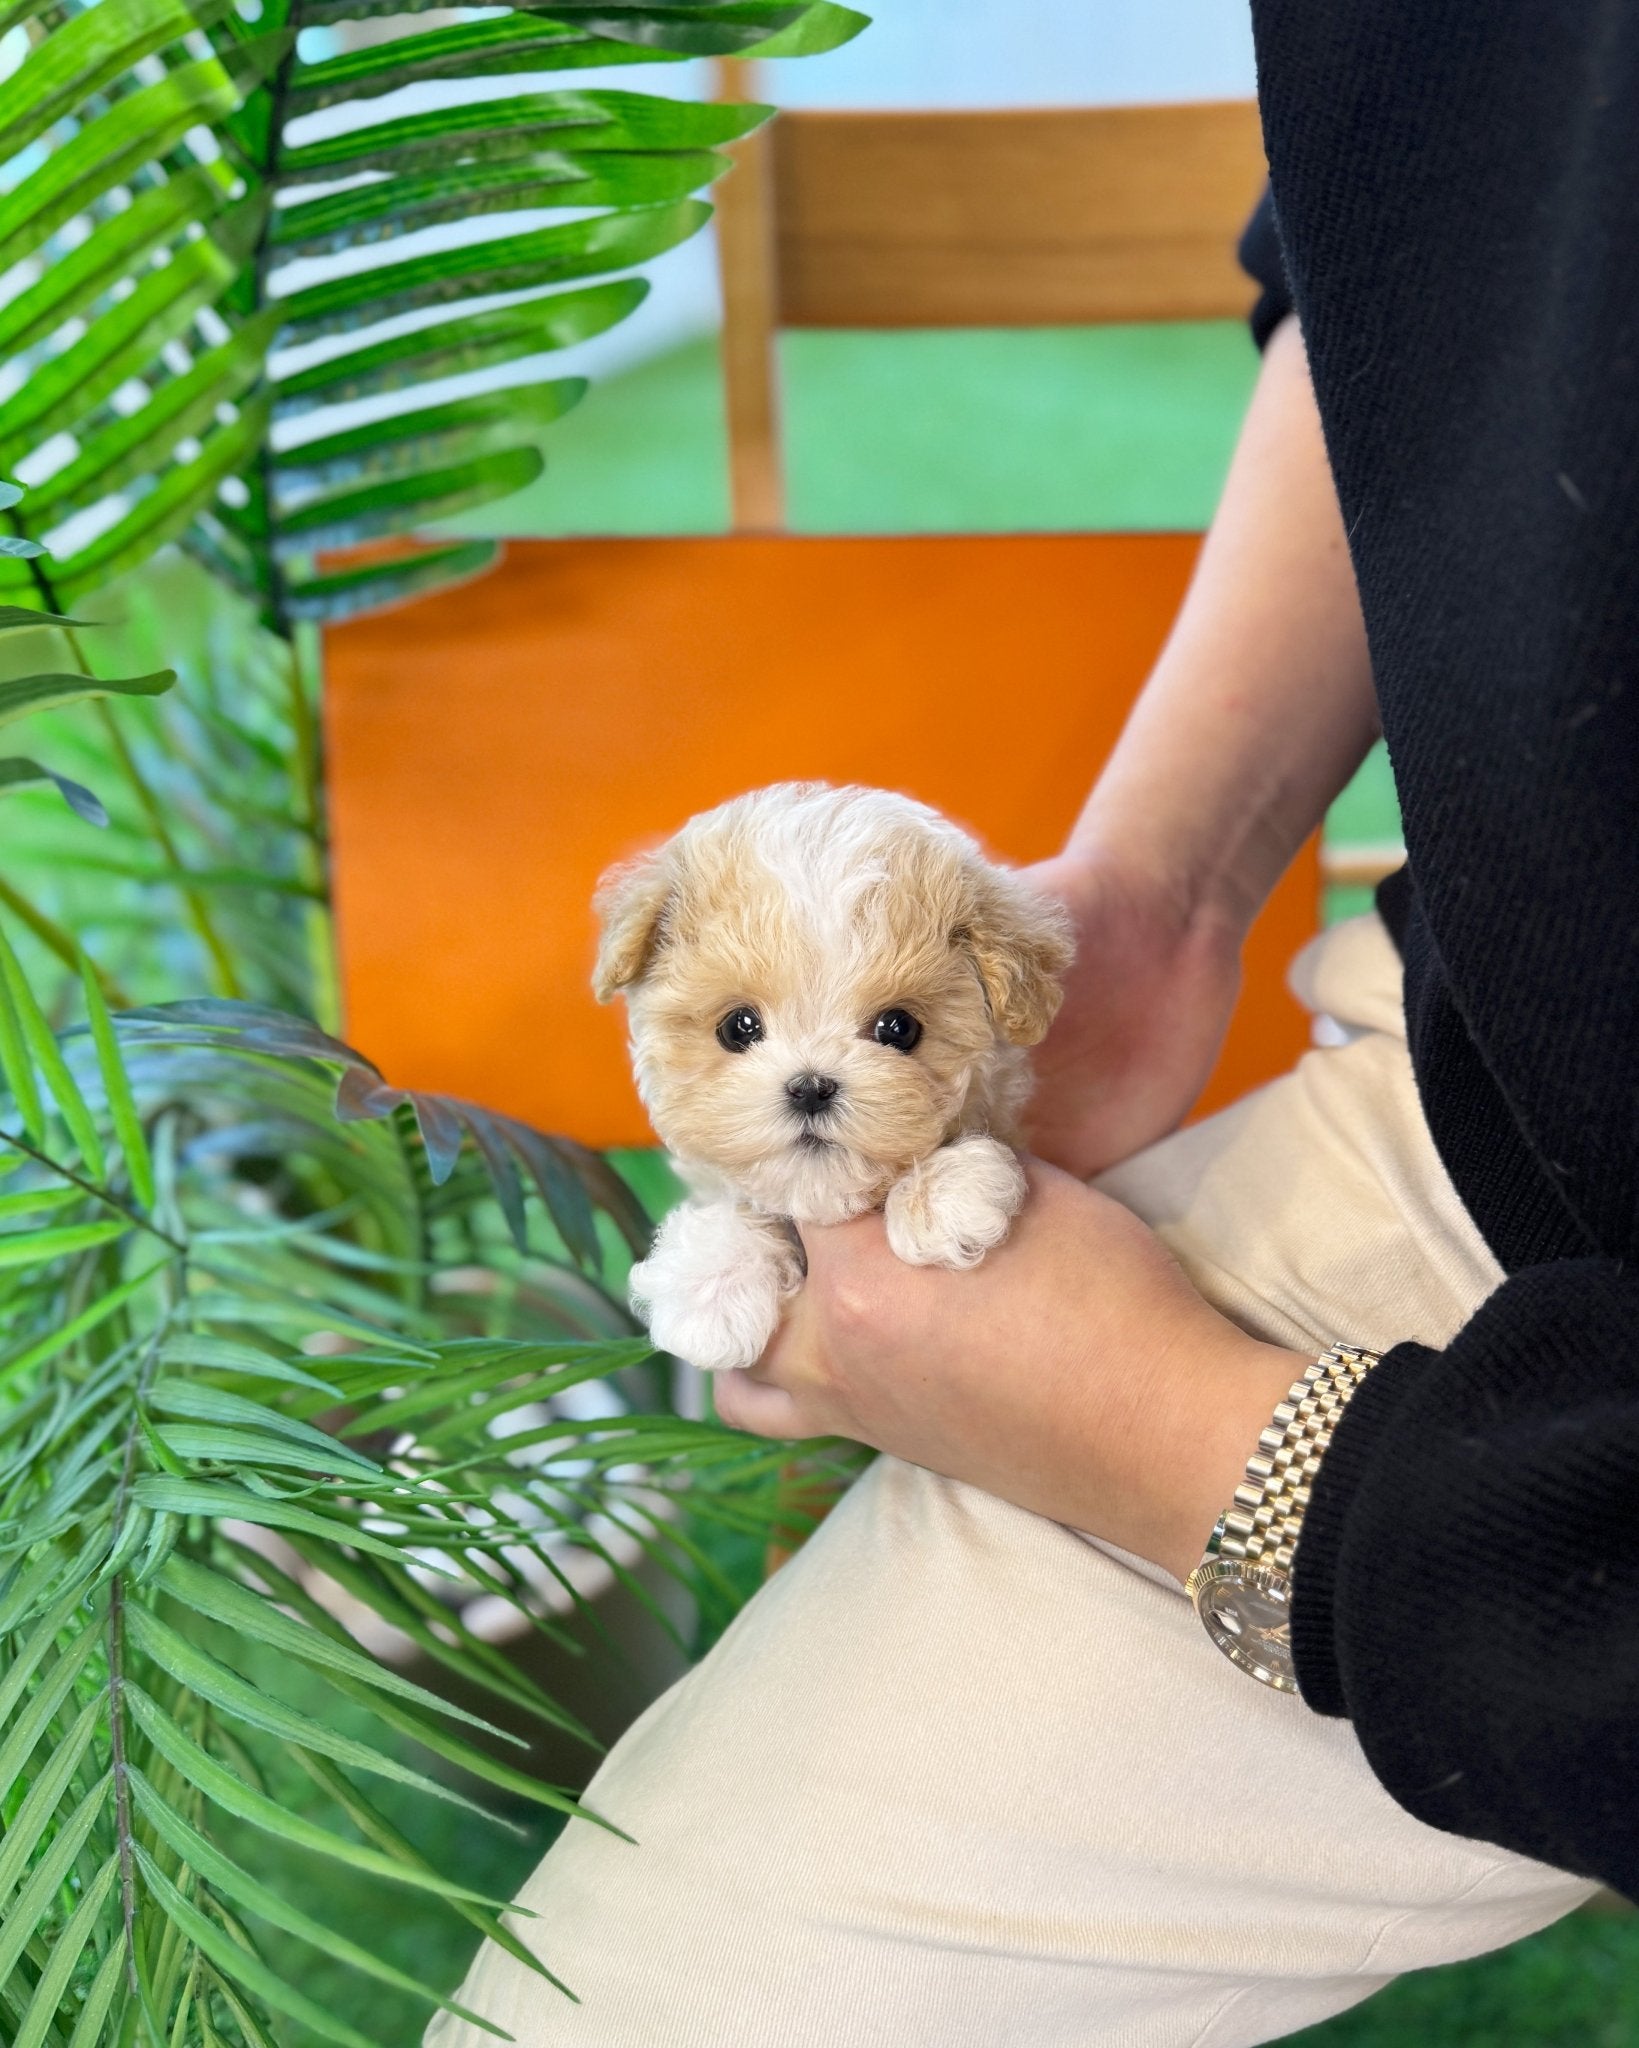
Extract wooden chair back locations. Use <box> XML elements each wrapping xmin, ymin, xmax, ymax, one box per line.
<box><xmin>716</xmin><ymin>97</ymin><xmax>1267</xmax><ymax>528</ymax></box>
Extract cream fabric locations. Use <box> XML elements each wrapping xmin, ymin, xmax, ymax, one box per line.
<box><xmin>428</xmin><ymin>916</ymin><xmax>1594</xmax><ymax>2048</ymax></box>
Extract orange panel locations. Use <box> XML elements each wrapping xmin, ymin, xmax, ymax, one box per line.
<box><xmin>324</xmin><ymin>535</ymin><xmax>1318</xmax><ymax>1149</ymax></box>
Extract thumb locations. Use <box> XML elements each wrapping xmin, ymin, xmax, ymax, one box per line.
<box><xmin>712</xmin><ymin>1368</ymin><xmax>807</xmax><ymax>1440</ymax></box>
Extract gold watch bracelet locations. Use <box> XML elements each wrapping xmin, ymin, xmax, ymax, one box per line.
<box><xmin>1209</xmin><ymin>1341</ymin><xmax>1382</xmax><ymax>1573</ymax></box>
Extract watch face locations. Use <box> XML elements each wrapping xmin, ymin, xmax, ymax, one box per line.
<box><xmin>1189</xmin><ymin>1560</ymin><xmax>1299</xmax><ymax>1692</ymax></box>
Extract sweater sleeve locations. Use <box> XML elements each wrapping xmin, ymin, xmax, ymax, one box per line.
<box><xmin>1238</xmin><ymin>186</ymin><xmax>1294</xmax><ymax>349</ymax></box>
<box><xmin>1290</xmin><ymin>1259</ymin><xmax>1639</xmax><ymax>1900</ymax></box>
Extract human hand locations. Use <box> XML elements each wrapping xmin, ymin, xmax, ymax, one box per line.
<box><xmin>714</xmin><ymin>1162</ymin><xmax>1306</xmax><ymax>1582</ymax></box>
<box><xmin>1017</xmin><ymin>849</ymin><xmax>1245</xmax><ymax>1179</ymax></box>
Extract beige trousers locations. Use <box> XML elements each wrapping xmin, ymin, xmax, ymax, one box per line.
<box><xmin>429</xmin><ymin>916</ymin><xmax>1594</xmax><ymax>2048</ymax></box>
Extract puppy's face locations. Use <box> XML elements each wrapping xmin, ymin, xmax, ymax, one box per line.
<box><xmin>593</xmin><ymin>787</ymin><xmax>1071</xmax><ymax>1223</ymax></box>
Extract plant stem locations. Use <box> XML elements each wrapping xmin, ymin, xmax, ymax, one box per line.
<box><xmin>92</xmin><ymin>697</ymin><xmax>245</xmax><ymax>999</ymax></box>
<box><xmin>272</xmin><ymin>22</ymin><xmax>340</xmax><ymax>1036</ymax></box>
<box><xmin>0</xmin><ymin>1125</ymin><xmax>187</xmax><ymax>1251</ymax></box>
<box><xmin>250</xmin><ymin>23</ymin><xmax>298</xmax><ymax>648</ymax></box>
<box><xmin>251</xmin><ymin>20</ymin><xmax>344</xmax><ymax>1031</ymax></box>
<box><xmin>105</xmin><ymin>1329</ymin><xmax>168</xmax><ymax>1997</ymax></box>
<box><xmin>285</xmin><ymin>625</ymin><xmax>320</xmax><ymax>819</ymax></box>
<box><xmin>284</xmin><ymin>626</ymin><xmax>340</xmax><ymax>1030</ymax></box>
<box><xmin>107</xmin><ymin>1577</ymin><xmax>140</xmax><ymax>1995</ymax></box>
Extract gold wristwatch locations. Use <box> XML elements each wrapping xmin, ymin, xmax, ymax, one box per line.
<box><xmin>1185</xmin><ymin>1343</ymin><xmax>1381</xmax><ymax>1692</ymax></box>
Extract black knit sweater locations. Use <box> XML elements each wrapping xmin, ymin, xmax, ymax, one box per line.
<box><xmin>1242</xmin><ymin>1</ymin><xmax>1639</xmax><ymax>1900</ymax></box>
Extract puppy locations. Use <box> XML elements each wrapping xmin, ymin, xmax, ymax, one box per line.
<box><xmin>593</xmin><ymin>784</ymin><xmax>1073</xmax><ymax>1372</ymax></box>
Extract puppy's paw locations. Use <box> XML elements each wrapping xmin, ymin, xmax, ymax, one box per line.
<box><xmin>884</xmin><ymin>1137</ymin><xmax>1027</xmax><ymax>1269</ymax></box>
<box><xmin>630</xmin><ymin>1201</ymin><xmax>801</xmax><ymax>1372</ymax></box>
<box><xmin>640</xmin><ymin>1289</ymin><xmax>772</xmax><ymax>1375</ymax></box>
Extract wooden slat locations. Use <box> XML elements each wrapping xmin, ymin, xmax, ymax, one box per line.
<box><xmin>713</xmin><ymin>60</ymin><xmax>785</xmax><ymax>530</ymax></box>
<box><xmin>772</xmin><ymin>102</ymin><xmax>1267</xmax><ymax>329</ymax></box>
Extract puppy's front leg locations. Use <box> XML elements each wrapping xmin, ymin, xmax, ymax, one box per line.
<box><xmin>884</xmin><ymin>1135</ymin><xmax>1027</xmax><ymax>1270</ymax></box>
<box><xmin>629</xmin><ymin>1200</ymin><xmax>803</xmax><ymax>1373</ymax></box>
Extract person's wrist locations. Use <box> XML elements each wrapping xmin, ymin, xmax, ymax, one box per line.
<box><xmin>1146</xmin><ymin>1329</ymin><xmax>1314</xmax><ymax>1584</ymax></box>
<box><xmin>1053</xmin><ymin>822</ymin><xmax>1257</xmax><ymax>958</ymax></box>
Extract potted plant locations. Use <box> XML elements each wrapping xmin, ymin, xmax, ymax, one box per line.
<box><xmin>0</xmin><ymin>0</ymin><xmax>865</xmax><ymax>2037</ymax></box>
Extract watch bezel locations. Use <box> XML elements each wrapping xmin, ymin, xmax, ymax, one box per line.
<box><xmin>1185</xmin><ymin>1556</ymin><xmax>1299</xmax><ymax>1693</ymax></box>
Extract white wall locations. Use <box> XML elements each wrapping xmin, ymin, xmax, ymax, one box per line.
<box><xmin>596</xmin><ymin>0</ymin><xmax>1258</xmax><ymax>374</ymax></box>
<box><xmin>772</xmin><ymin>0</ymin><xmax>1256</xmax><ymax>109</ymax></box>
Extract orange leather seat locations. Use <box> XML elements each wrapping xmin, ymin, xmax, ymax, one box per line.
<box><xmin>324</xmin><ymin>530</ymin><xmax>1316</xmax><ymax>1142</ymax></box>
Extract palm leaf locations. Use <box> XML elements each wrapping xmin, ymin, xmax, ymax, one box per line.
<box><xmin>7</xmin><ymin>1851</ymin><xmax>120</xmax><ymax>2048</ymax></box>
<box><xmin>422</xmin><ymin>0</ymin><xmax>861</xmax><ymax>56</ymax></box>
<box><xmin>273</xmin><ymin>87</ymin><xmax>764</xmax><ymax>182</ymax></box>
<box><xmin>55</xmin><ymin>400</ymin><xmax>275</xmax><ymax>601</ymax></box>
<box><xmin>0</xmin><ymin>5</ymin><xmax>868</xmax><ymax>2035</ymax></box>
<box><xmin>26</xmin><ymin>313</ymin><xmax>281</xmax><ymax>525</ymax></box>
<box><xmin>0</xmin><ymin>201</ymin><xmax>266</xmax><ymax>466</ymax></box>
<box><xmin>160</xmin><ymin>1554</ymin><xmax>522</xmax><ymax>1739</ymax></box>
<box><xmin>126</xmin><ymin>1689</ymin><xmax>519</xmax><ymax>1907</ymax></box>
<box><xmin>131</xmin><ymin>1776</ymin><xmax>510</xmax><ymax>2036</ymax></box>
<box><xmin>274</xmin><ymin>381</ymin><xmax>586</xmax><ymax>496</ymax></box>
<box><xmin>0</xmin><ymin>605</ymin><xmax>90</xmax><ymax>632</ymax></box>
<box><xmin>62</xmin><ymin>1943</ymin><xmax>128</xmax><ymax>2048</ymax></box>
<box><xmin>273</xmin><ymin>147</ymin><xmax>726</xmax><ymax>257</ymax></box>
<box><xmin>282</xmin><ymin>540</ymin><xmax>502</xmax><ymax>623</ymax></box>
<box><xmin>284</xmin><ymin>17</ymin><xmax>682</xmax><ymax>113</ymax></box>
<box><xmin>0</xmin><ymin>34</ymin><xmax>290</xmax><ymax>275</ymax></box>
<box><xmin>0</xmin><ymin>0</ymin><xmax>865</xmax><ymax>643</ymax></box>
<box><xmin>0</xmin><ymin>1695</ymin><xmax>101</xmax><ymax>1900</ymax></box>
<box><xmin>134</xmin><ymin>1852</ymin><xmax>382</xmax><ymax>2048</ymax></box>
<box><xmin>300</xmin><ymin>1747</ymin><xmax>572</xmax><ymax>1993</ymax></box>
<box><xmin>271</xmin><ymin>283</ymin><xmax>644</xmax><ymax>413</ymax></box>
<box><xmin>79</xmin><ymin>950</ymin><xmax>158</xmax><ymax>1207</ymax></box>
<box><xmin>0</xmin><ymin>959</ymin><xmax>47</xmax><ymax>1143</ymax></box>
<box><xmin>0</xmin><ymin>0</ymin><xmax>866</xmax><ymax>634</ymax></box>
<box><xmin>0</xmin><ymin>668</ymin><xmax>175</xmax><ymax>727</ymax></box>
<box><xmin>272</xmin><ymin>200</ymin><xmax>713</xmax><ymax>343</ymax></box>
<box><xmin>0</xmin><ymin>757</ymin><xmax>110</xmax><ymax>826</ymax></box>
<box><xmin>0</xmin><ymin>922</ymin><xmax>106</xmax><ymax>1177</ymax></box>
<box><xmin>0</xmin><ymin>1626</ymin><xmax>104</xmax><ymax>1804</ymax></box>
<box><xmin>123</xmin><ymin>1611</ymin><xmax>497</xmax><ymax>1810</ymax></box>
<box><xmin>0</xmin><ymin>167</ymin><xmax>233</xmax><ymax>362</ymax></box>
<box><xmin>0</xmin><ymin>0</ymin><xmax>235</xmax><ymax>160</ymax></box>
<box><xmin>270</xmin><ymin>446</ymin><xmax>546</xmax><ymax>556</ymax></box>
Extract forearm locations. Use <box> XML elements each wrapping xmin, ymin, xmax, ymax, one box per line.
<box><xmin>1068</xmin><ymin>318</ymin><xmax>1379</xmax><ymax>934</ymax></box>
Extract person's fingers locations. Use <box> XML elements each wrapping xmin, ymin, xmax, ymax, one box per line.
<box><xmin>791</xmin><ymin>1204</ymin><xmax>887</xmax><ymax>1272</ymax></box>
<box><xmin>711</xmin><ymin>1368</ymin><xmax>808</xmax><ymax>1440</ymax></box>
<box><xmin>755</xmin><ymin>1286</ymin><xmax>806</xmax><ymax>1377</ymax></box>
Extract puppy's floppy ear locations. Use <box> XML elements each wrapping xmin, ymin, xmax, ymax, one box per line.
<box><xmin>957</xmin><ymin>866</ymin><xmax>1074</xmax><ymax>1046</ymax></box>
<box><xmin>592</xmin><ymin>850</ymin><xmax>672</xmax><ymax>1001</ymax></box>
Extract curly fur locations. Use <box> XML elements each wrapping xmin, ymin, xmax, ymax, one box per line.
<box><xmin>595</xmin><ymin>784</ymin><xmax>1072</xmax><ymax>1369</ymax></box>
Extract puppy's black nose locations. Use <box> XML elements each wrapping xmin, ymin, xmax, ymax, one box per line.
<box><xmin>786</xmin><ymin>1072</ymin><xmax>839</xmax><ymax>1115</ymax></box>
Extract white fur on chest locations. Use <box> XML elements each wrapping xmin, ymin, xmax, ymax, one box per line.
<box><xmin>629</xmin><ymin>1135</ymin><xmax>1027</xmax><ymax>1374</ymax></box>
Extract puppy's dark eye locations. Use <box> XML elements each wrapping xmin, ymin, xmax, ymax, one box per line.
<box><xmin>716</xmin><ymin>1006</ymin><xmax>764</xmax><ymax>1053</ymax></box>
<box><xmin>873</xmin><ymin>1008</ymin><xmax>922</xmax><ymax>1053</ymax></box>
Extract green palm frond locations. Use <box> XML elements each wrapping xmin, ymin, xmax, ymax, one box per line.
<box><xmin>0</xmin><ymin>492</ymin><xmax>177</xmax><ymax>850</ymax></box>
<box><xmin>0</xmin><ymin>929</ymin><xmax>821</xmax><ymax>2044</ymax></box>
<box><xmin>0</xmin><ymin>0</ymin><xmax>867</xmax><ymax>630</ymax></box>
<box><xmin>0</xmin><ymin>0</ymin><xmax>867</xmax><ymax>1013</ymax></box>
<box><xmin>1</xmin><ymin>9</ymin><xmax>874</xmax><ymax>2036</ymax></box>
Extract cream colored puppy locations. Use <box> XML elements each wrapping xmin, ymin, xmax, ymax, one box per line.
<box><xmin>593</xmin><ymin>784</ymin><xmax>1073</xmax><ymax>1373</ymax></box>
